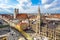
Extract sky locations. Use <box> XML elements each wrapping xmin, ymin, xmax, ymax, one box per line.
<box><xmin>0</xmin><ymin>0</ymin><xmax>60</xmax><ymax>14</ymax></box>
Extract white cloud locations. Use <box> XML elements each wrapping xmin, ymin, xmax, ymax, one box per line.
<box><xmin>0</xmin><ymin>0</ymin><xmax>13</xmax><ymax>13</ymax></box>
<box><xmin>0</xmin><ymin>0</ymin><xmax>8</xmax><ymax>4</ymax></box>
<box><xmin>4</xmin><ymin>8</ymin><xmax>12</xmax><ymax>13</ymax></box>
<box><xmin>0</xmin><ymin>0</ymin><xmax>39</xmax><ymax>13</ymax></box>
<box><xmin>14</xmin><ymin>0</ymin><xmax>38</xmax><ymax>13</ymax></box>
<box><xmin>0</xmin><ymin>8</ymin><xmax>3</xmax><ymax>11</ymax></box>
<box><xmin>50</xmin><ymin>7</ymin><xmax>60</xmax><ymax>11</ymax></box>
<box><xmin>19</xmin><ymin>6</ymin><xmax>38</xmax><ymax>13</ymax></box>
<box><xmin>41</xmin><ymin>0</ymin><xmax>60</xmax><ymax>13</ymax></box>
<box><xmin>44</xmin><ymin>4</ymin><xmax>52</xmax><ymax>9</ymax></box>
<box><xmin>16</xmin><ymin>0</ymin><xmax>32</xmax><ymax>8</ymax></box>
<box><xmin>17</xmin><ymin>0</ymin><xmax>38</xmax><ymax>13</ymax></box>
<box><xmin>41</xmin><ymin>0</ymin><xmax>48</xmax><ymax>4</ymax></box>
<box><xmin>0</xmin><ymin>0</ymin><xmax>10</xmax><ymax>8</ymax></box>
<box><xmin>0</xmin><ymin>0</ymin><xmax>60</xmax><ymax>13</ymax></box>
<box><xmin>42</xmin><ymin>0</ymin><xmax>57</xmax><ymax>9</ymax></box>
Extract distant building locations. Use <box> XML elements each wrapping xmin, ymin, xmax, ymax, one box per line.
<box><xmin>14</xmin><ymin>8</ymin><xmax>28</xmax><ymax>19</ymax></box>
<box><xmin>29</xmin><ymin>15</ymin><xmax>37</xmax><ymax>21</ymax></box>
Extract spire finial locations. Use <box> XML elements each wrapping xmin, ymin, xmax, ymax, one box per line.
<box><xmin>38</xmin><ymin>5</ymin><xmax>40</xmax><ymax>15</ymax></box>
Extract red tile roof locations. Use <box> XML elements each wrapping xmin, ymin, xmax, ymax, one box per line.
<box><xmin>46</xmin><ymin>14</ymin><xmax>60</xmax><ymax>18</ymax></box>
<box><xmin>1</xmin><ymin>14</ymin><xmax>13</xmax><ymax>19</ymax></box>
<box><xmin>16</xmin><ymin>14</ymin><xmax>28</xmax><ymax>19</ymax></box>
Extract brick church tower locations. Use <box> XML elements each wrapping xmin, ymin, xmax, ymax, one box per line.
<box><xmin>14</xmin><ymin>8</ymin><xmax>19</xmax><ymax>19</ymax></box>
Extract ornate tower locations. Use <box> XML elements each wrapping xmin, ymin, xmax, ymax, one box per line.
<box><xmin>36</xmin><ymin>6</ymin><xmax>41</xmax><ymax>35</ymax></box>
<box><xmin>38</xmin><ymin>6</ymin><xmax>41</xmax><ymax>34</ymax></box>
<box><xmin>14</xmin><ymin>8</ymin><xmax>19</xmax><ymax>19</ymax></box>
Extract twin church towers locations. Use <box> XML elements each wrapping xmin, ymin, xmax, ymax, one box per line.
<box><xmin>14</xmin><ymin>8</ymin><xmax>19</xmax><ymax>19</ymax></box>
<box><xmin>14</xmin><ymin>6</ymin><xmax>41</xmax><ymax>20</ymax></box>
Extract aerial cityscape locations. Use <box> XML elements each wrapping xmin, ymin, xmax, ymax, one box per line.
<box><xmin>0</xmin><ymin>0</ymin><xmax>60</xmax><ymax>40</ymax></box>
